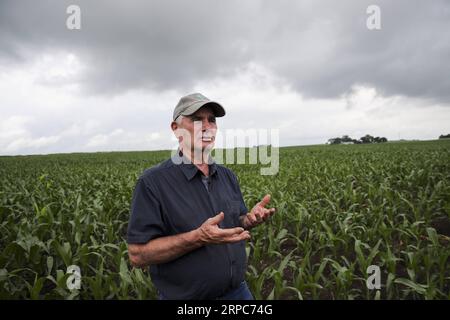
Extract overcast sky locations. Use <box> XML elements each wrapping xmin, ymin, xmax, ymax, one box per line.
<box><xmin>1</xmin><ymin>0</ymin><xmax>449</xmax><ymax>155</ymax></box>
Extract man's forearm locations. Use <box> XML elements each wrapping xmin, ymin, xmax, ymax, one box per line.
<box><xmin>129</xmin><ymin>229</ymin><xmax>203</xmax><ymax>267</ymax></box>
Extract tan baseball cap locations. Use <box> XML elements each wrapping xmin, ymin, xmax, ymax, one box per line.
<box><xmin>173</xmin><ymin>93</ymin><xmax>226</xmax><ymax>121</ymax></box>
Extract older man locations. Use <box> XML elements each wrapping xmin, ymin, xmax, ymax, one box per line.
<box><xmin>127</xmin><ymin>93</ymin><xmax>276</xmax><ymax>300</ymax></box>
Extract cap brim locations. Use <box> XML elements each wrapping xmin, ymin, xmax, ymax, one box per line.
<box><xmin>181</xmin><ymin>101</ymin><xmax>226</xmax><ymax>118</ymax></box>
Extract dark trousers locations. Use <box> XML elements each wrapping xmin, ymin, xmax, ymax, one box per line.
<box><xmin>159</xmin><ymin>281</ymin><xmax>254</xmax><ymax>300</ymax></box>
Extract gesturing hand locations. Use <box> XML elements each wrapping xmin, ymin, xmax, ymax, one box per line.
<box><xmin>197</xmin><ymin>212</ymin><xmax>251</xmax><ymax>244</ymax></box>
<box><xmin>241</xmin><ymin>194</ymin><xmax>276</xmax><ymax>230</ymax></box>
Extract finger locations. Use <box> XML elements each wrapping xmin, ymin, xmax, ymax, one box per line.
<box><xmin>237</xmin><ymin>232</ymin><xmax>251</xmax><ymax>241</ymax></box>
<box><xmin>217</xmin><ymin>226</ymin><xmax>246</xmax><ymax>237</ymax></box>
<box><xmin>261</xmin><ymin>211</ymin><xmax>270</xmax><ymax>221</ymax></box>
<box><xmin>247</xmin><ymin>213</ymin><xmax>258</xmax><ymax>224</ymax></box>
<box><xmin>254</xmin><ymin>209</ymin><xmax>264</xmax><ymax>221</ymax></box>
<box><xmin>259</xmin><ymin>208</ymin><xmax>274</xmax><ymax>221</ymax></box>
<box><xmin>226</xmin><ymin>231</ymin><xmax>251</xmax><ymax>243</ymax></box>
<box><xmin>263</xmin><ymin>208</ymin><xmax>275</xmax><ymax>216</ymax></box>
<box><xmin>207</xmin><ymin>212</ymin><xmax>224</xmax><ymax>225</ymax></box>
<box><xmin>258</xmin><ymin>194</ymin><xmax>271</xmax><ymax>208</ymax></box>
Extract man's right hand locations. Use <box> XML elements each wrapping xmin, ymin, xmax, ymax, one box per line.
<box><xmin>197</xmin><ymin>212</ymin><xmax>251</xmax><ymax>244</ymax></box>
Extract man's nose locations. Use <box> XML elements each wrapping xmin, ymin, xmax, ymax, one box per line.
<box><xmin>202</xmin><ymin>119</ymin><xmax>213</xmax><ymax>130</ymax></box>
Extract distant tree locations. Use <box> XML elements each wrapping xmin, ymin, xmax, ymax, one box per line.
<box><xmin>341</xmin><ymin>135</ymin><xmax>353</xmax><ymax>143</ymax></box>
<box><xmin>328</xmin><ymin>137</ymin><xmax>342</xmax><ymax>144</ymax></box>
<box><xmin>439</xmin><ymin>134</ymin><xmax>450</xmax><ymax>139</ymax></box>
<box><xmin>373</xmin><ymin>136</ymin><xmax>388</xmax><ymax>143</ymax></box>
<box><xmin>360</xmin><ymin>134</ymin><xmax>374</xmax><ymax>144</ymax></box>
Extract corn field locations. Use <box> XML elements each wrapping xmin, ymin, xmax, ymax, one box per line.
<box><xmin>1</xmin><ymin>140</ymin><xmax>449</xmax><ymax>299</ymax></box>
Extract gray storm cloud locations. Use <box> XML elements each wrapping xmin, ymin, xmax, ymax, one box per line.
<box><xmin>1</xmin><ymin>0</ymin><xmax>449</xmax><ymax>102</ymax></box>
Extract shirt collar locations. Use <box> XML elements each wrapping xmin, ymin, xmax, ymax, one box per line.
<box><xmin>171</xmin><ymin>149</ymin><xmax>218</xmax><ymax>181</ymax></box>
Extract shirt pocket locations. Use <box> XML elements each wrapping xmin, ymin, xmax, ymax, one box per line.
<box><xmin>223</xmin><ymin>200</ymin><xmax>242</xmax><ymax>228</ymax></box>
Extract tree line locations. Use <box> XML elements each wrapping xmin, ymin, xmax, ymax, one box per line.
<box><xmin>327</xmin><ymin>134</ymin><xmax>388</xmax><ymax>145</ymax></box>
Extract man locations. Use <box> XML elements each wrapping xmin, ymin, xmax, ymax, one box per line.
<box><xmin>127</xmin><ymin>93</ymin><xmax>276</xmax><ymax>300</ymax></box>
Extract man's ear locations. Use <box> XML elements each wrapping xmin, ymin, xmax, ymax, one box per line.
<box><xmin>171</xmin><ymin>121</ymin><xmax>183</xmax><ymax>142</ymax></box>
<box><xmin>171</xmin><ymin>121</ymin><xmax>178</xmax><ymax>132</ymax></box>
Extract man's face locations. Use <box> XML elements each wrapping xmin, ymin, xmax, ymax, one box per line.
<box><xmin>173</xmin><ymin>106</ymin><xmax>218</xmax><ymax>153</ymax></box>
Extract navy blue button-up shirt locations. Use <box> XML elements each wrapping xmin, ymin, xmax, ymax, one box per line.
<box><xmin>127</xmin><ymin>151</ymin><xmax>249</xmax><ymax>299</ymax></box>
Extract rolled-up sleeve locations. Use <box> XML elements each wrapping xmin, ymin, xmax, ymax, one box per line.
<box><xmin>127</xmin><ymin>177</ymin><xmax>166</xmax><ymax>244</ymax></box>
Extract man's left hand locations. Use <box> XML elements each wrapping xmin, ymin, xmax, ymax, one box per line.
<box><xmin>240</xmin><ymin>194</ymin><xmax>276</xmax><ymax>230</ymax></box>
